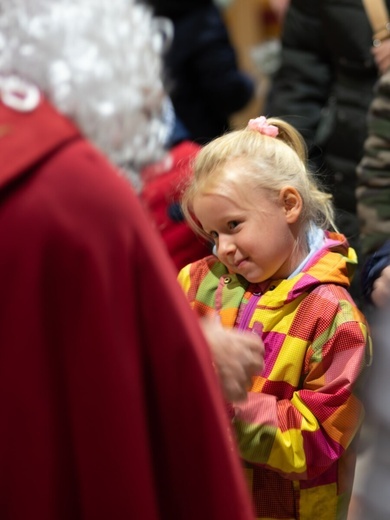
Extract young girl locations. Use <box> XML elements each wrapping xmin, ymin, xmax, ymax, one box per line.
<box><xmin>178</xmin><ymin>116</ymin><xmax>372</xmax><ymax>520</ymax></box>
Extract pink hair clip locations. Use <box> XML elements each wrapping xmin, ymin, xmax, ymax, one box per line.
<box><xmin>247</xmin><ymin>116</ymin><xmax>279</xmax><ymax>137</ymax></box>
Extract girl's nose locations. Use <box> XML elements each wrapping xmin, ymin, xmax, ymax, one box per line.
<box><xmin>217</xmin><ymin>235</ymin><xmax>236</xmax><ymax>256</ymax></box>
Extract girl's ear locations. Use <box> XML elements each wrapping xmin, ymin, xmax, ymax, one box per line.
<box><xmin>280</xmin><ymin>187</ymin><xmax>302</xmax><ymax>223</ymax></box>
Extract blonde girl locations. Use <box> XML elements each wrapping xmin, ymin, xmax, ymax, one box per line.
<box><xmin>178</xmin><ymin>116</ymin><xmax>372</xmax><ymax>520</ymax></box>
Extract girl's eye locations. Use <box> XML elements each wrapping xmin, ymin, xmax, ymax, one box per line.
<box><xmin>228</xmin><ymin>221</ymin><xmax>240</xmax><ymax>230</ymax></box>
<box><xmin>209</xmin><ymin>231</ymin><xmax>218</xmax><ymax>240</ymax></box>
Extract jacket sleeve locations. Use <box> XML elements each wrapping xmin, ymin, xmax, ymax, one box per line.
<box><xmin>265</xmin><ymin>1</ymin><xmax>333</xmax><ymax>161</ymax></box>
<box><xmin>232</xmin><ymin>300</ymin><xmax>371</xmax><ymax>481</ymax></box>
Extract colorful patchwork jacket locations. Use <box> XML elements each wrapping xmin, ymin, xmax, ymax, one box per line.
<box><xmin>178</xmin><ymin>231</ymin><xmax>372</xmax><ymax>520</ymax></box>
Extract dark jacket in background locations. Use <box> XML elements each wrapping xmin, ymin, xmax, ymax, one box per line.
<box><xmin>266</xmin><ymin>0</ymin><xmax>389</xmax><ymax>238</ymax></box>
<box><xmin>148</xmin><ymin>0</ymin><xmax>211</xmax><ymax>19</ymax></box>
<box><xmin>148</xmin><ymin>1</ymin><xmax>255</xmax><ymax>144</ymax></box>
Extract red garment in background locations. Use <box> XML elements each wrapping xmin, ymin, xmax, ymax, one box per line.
<box><xmin>140</xmin><ymin>140</ymin><xmax>211</xmax><ymax>271</ymax></box>
<box><xmin>0</xmin><ymin>97</ymin><xmax>254</xmax><ymax>519</ymax></box>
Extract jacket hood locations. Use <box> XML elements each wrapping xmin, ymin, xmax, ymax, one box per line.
<box><xmin>257</xmin><ymin>231</ymin><xmax>357</xmax><ymax>307</ymax></box>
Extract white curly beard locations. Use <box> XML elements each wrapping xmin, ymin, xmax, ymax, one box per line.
<box><xmin>0</xmin><ymin>0</ymin><xmax>173</xmax><ymax>186</ymax></box>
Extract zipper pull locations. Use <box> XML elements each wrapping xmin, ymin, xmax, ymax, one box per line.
<box><xmin>252</xmin><ymin>321</ymin><xmax>263</xmax><ymax>337</ymax></box>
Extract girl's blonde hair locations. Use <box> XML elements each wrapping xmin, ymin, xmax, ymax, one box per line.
<box><xmin>182</xmin><ymin>117</ymin><xmax>336</xmax><ymax>242</ymax></box>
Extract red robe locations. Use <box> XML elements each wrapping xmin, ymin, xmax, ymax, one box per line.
<box><xmin>0</xmin><ymin>96</ymin><xmax>254</xmax><ymax>519</ymax></box>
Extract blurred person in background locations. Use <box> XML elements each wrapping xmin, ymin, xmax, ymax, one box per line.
<box><xmin>353</xmin><ymin>302</ymin><xmax>390</xmax><ymax>520</ymax></box>
<box><xmin>146</xmin><ymin>0</ymin><xmax>255</xmax><ymax>144</ymax></box>
<box><xmin>347</xmin><ymin>65</ymin><xmax>390</xmax><ymax>518</ymax></box>
<box><xmin>357</xmin><ymin>69</ymin><xmax>390</xmax><ymax>291</ymax></box>
<box><xmin>138</xmin><ymin>112</ymin><xmax>212</xmax><ymax>271</ymax></box>
<box><xmin>265</xmin><ymin>0</ymin><xmax>390</xmax><ymax>304</ymax></box>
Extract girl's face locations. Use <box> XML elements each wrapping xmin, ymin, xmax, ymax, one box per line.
<box><xmin>193</xmin><ymin>179</ymin><xmax>305</xmax><ymax>283</ymax></box>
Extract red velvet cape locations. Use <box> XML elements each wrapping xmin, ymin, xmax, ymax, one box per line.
<box><xmin>0</xmin><ymin>97</ymin><xmax>254</xmax><ymax>519</ymax></box>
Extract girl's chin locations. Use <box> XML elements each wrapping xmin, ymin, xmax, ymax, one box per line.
<box><xmin>238</xmin><ymin>269</ymin><xmax>265</xmax><ymax>284</ymax></box>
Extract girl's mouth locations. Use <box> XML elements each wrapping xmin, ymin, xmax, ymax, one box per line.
<box><xmin>235</xmin><ymin>258</ymin><xmax>248</xmax><ymax>268</ymax></box>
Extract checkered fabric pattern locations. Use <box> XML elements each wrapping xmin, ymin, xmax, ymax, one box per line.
<box><xmin>178</xmin><ymin>231</ymin><xmax>372</xmax><ymax>520</ymax></box>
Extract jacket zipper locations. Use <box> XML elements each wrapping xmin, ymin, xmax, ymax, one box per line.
<box><xmin>238</xmin><ymin>290</ymin><xmax>262</xmax><ymax>332</ymax></box>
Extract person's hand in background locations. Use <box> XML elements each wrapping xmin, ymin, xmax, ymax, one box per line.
<box><xmin>371</xmin><ymin>264</ymin><xmax>390</xmax><ymax>307</ymax></box>
<box><xmin>372</xmin><ymin>38</ymin><xmax>390</xmax><ymax>75</ymax></box>
<box><xmin>269</xmin><ymin>0</ymin><xmax>290</xmax><ymax>23</ymax></box>
<box><xmin>201</xmin><ymin>316</ymin><xmax>265</xmax><ymax>402</ymax></box>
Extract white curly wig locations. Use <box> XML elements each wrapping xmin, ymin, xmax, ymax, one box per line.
<box><xmin>0</xmin><ymin>0</ymin><xmax>173</xmax><ymax>185</ymax></box>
